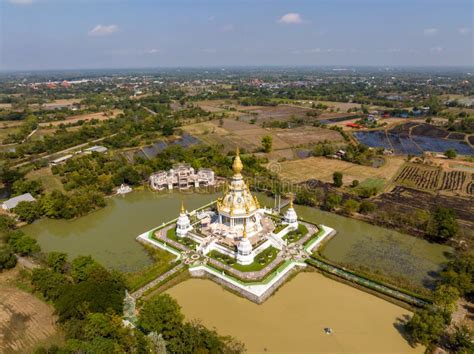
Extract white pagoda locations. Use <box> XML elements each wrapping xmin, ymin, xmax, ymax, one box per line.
<box><xmin>176</xmin><ymin>202</ymin><xmax>191</xmax><ymax>237</ymax></box>
<box><xmin>283</xmin><ymin>196</ymin><xmax>298</xmax><ymax>230</ymax></box>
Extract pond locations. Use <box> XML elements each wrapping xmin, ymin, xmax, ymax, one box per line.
<box><xmin>24</xmin><ymin>190</ymin><xmax>451</xmax><ymax>288</ymax></box>
<box><xmin>286</xmin><ymin>200</ymin><xmax>451</xmax><ymax>290</ymax></box>
<box><xmin>166</xmin><ymin>273</ymin><xmax>423</xmax><ymax>353</ymax></box>
<box><xmin>23</xmin><ymin>190</ymin><xmax>219</xmax><ymax>272</ymax></box>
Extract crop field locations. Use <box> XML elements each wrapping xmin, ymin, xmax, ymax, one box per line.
<box><xmin>395</xmin><ymin>165</ymin><xmax>441</xmax><ymax>190</ymax></box>
<box><xmin>394</xmin><ymin>163</ymin><xmax>473</xmax><ymax>196</ymax></box>
<box><xmin>0</xmin><ymin>270</ymin><xmax>63</xmax><ymax>353</ymax></box>
<box><xmin>277</xmin><ymin>156</ymin><xmax>405</xmax><ymax>185</ymax></box>
<box><xmin>238</xmin><ymin>105</ymin><xmax>314</xmax><ymax>124</ymax></box>
<box><xmin>354</xmin><ymin>122</ymin><xmax>474</xmax><ymax>155</ymax></box>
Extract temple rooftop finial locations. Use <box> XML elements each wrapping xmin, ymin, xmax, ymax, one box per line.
<box><xmin>232</xmin><ymin>147</ymin><xmax>243</xmax><ymax>175</ymax></box>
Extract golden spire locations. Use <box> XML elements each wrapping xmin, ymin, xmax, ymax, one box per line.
<box><xmin>243</xmin><ymin>219</ymin><xmax>247</xmax><ymax>239</ymax></box>
<box><xmin>180</xmin><ymin>201</ymin><xmax>185</xmax><ymax>214</ymax></box>
<box><xmin>289</xmin><ymin>193</ymin><xmax>294</xmax><ymax>208</ymax></box>
<box><xmin>232</xmin><ymin>147</ymin><xmax>243</xmax><ymax>175</ymax></box>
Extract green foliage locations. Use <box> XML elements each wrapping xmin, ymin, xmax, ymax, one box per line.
<box><xmin>444</xmin><ymin>149</ymin><xmax>457</xmax><ymax>159</ymax></box>
<box><xmin>312</xmin><ymin>142</ymin><xmax>335</xmax><ymax>157</ymax></box>
<box><xmin>332</xmin><ymin>171</ymin><xmax>343</xmax><ymax>187</ymax></box>
<box><xmin>261</xmin><ymin>135</ymin><xmax>273</xmax><ymax>153</ymax></box>
<box><xmin>55</xmin><ymin>270</ymin><xmax>125</xmax><ymax>322</ymax></box>
<box><xmin>433</xmin><ymin>284</ymin><xmax>459</xmax><ymax>313</ymax></box>
<box><xmin>0</xmin><ymin>246</ymin><xmax>17</xmax><ymax>270</ymax></box>
<box><xmin>440</xmin><ymin>253</ymin><xmax>474</xmax><ymax>296</ymax></box>
<box><xmin>325</xmin><ymin>193</ymin><xmax>342</xmax><ymax>211</ymax></box>
<box><xmin>404</xmin><ymin>308</ymin><xmax>448</xmax><ymax>346</ymax></box>
<box><xmin>427</xmin><ymin>206</ymin><xmax>458</xmax><ymax>241</ymax></box>
<box><xmin>342</xmin><ymin>199</ymin><xmax>360</xmax><ymax>215</ymax></box>
<box><xmin>13</xmin><ymin>200</ymin><xmax>42</xmax><ymax>223</ymax></box>
<box><xmin>31</xmin><ymin>267</ymin><xmax>70</xmax><ymax>301</ymax></box>
<box><xmin>295</xmin><ymin>189</ymin><xmax>317</xmax><ymax>207</ymax></box>
<box><xmin>71</xmin><ymin>255</ymin><xmax>101</xmax><ymax>282</ymax></box>
<box><xmin>447</xmin><ymin>325</ymin><xmax>474</xmax><ymax>353</ymax></box>
<box><xmin>12</xmin><ymin>179</ymin><xmax>43</xmax><ymax>197</ymax></box>
<box><xmin>358</xmin><ymin>200</ymin><xmax>376</xmax><ymax>214</ymax></box>
<box><xmin>47</xmin><ymin>251</ymin><xmax>68</xmax><ymax>273</ymax></box>
<box><xmin>0</xmin><ymin>214</ymin><xmax>16</xmax><ymax>234</ymax></box>
<box><xmin>7</xmin><ymin>230</ymin><xmax>40</xmax><ymax>255</ymax></box>
<box><xmin>351</xmin><ymin>179</ymin><xmax>359</xmax><ymax>187</ymax></box>
<box><xmin>139</xmin><ymin>294</ymin><xmax>184</xmax><ymax>339</ymax></box>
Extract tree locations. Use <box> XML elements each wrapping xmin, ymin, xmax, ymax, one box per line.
<box><xmin>440</xmin><ymin>253</ymin><xmax>474</xmax><ymax>296</ymax></box>
<box><xmin>351</xmin><ymin>180</ymin><xmax>359</xmax><ymax>188</ymax></box>
<box><xmin>31</xmin><ymin>267</ymin><xmax>69</xmax><ymax>301</ymax></box>
<box><xmin>433</xmin><ymin>284</ymin><xmax>460</xmax><ymax>314</ymax></box>
<box><xmin>325</xmin><ymin>193</ymin><xmax>342</xmax><ymax>211</ymax></box>
<box><xmin>0</xmin><ymin>246</ymin><xmax>17</xmax><ymax>270</ymax></box>
<box><xmin>447</xmin><ymin>325</ymin><xmax>474</xmax><ymax>353</ymax></box>
<box><xmin>261</xmin><ymin>135</ymin><xmax>272</xmax><ymax>153</ymax></box>
<box><xmin>71</xmin><ymin>255</ymin><xmax>101</xmax><ymax>282</ymax></box>
<box><xmin>444</xmin><ymin>149</ymin><xmax>457</xmax><ymax>159</ymax></box>
<box><xmin>358</xmin><ymin>200</ymin><xmax>376</xmax><ymax>214</ymax></box>
<box><xmin>404</xmin><ymin>308</ymin><xmax>447</xmax><ymax>346</ymax></box>
<box><xmin>7</xmin><ymin>230</ymin><xmax>40</xmax><ymax>255</ymax></box>
<box><xmin>13</xmin><ymin>201</ymin><xmax>42</xmax><ymax>223</ymax></box>
<box><xmin>332</xmin><ymin>172</ymin><xmax>343</xmax><ymax>187</ymax></box>
<box><xmin>427</xmin><ymin>207</ymin><xmax>458</xmax><ymax>241</ymax></box>
<box><xmin>295</xmin><ymin>189</ymin><xmax>317</xmax><ymax>207</ymax></box>
<box><xmin>12</xmin><ymin>179</ymin><xmax>43</xmax><ymax>197</ymax></box>
<box><xmin>47</xmin><ymin>252</ymin><xmax>68</xmax><ymax>273</ymax></box>
<box><xmin>139</xmin><ymin>294</ymin><xmax>184</xmax><ymax>340</ymax></box>
<box><xmin>342</xmin><ymin>199</ymin><xmax>360</xmax><ymax>215</ymax></box>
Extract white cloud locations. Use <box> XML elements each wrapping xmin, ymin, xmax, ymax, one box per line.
<box><xmin>220</xmin><ymin>24</ymin><xmax>235</xmax><ymax>32</ymax></box>
<box><xmin>458</xmin><ymin>27</ymin><xmax>471</xmax><ymax>35</ymax></box>
<box><xmin>7</xmin><ymin>0</ymin><xmax>34</xmax><ymax>4</ymax></box>
<box><xmin>430</xmin><ymin>46</ymin><xmax>443</xmax><ymax>53</ymax></box>
<box><xmin>423</xmin><ymin>28</ymin><xmax>438</xmax><ymax>36</ymax></box>
<box><xmin>147</xmin><ymin>49</ymin><xmax>161</xmax><ymax>54</ymax></box>
<box><xmin>88</xmin><ymin>24</ymin><xmax>119</xmax><ymax>37</ymax></box>
<box><xmin>278</xmin><ymin>13</ymin><xmax>303</xmax><ymax>25</ymax></box>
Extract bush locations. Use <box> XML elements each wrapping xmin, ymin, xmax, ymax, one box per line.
<box><xmin>333</xmin><ymin>172</ymin><xmax>343</xmax><ymax>187</ymax></box>
<box><xmin>7</xmin><ymin>230</ymin><xmax>40</xmax><ymax>256</ymax></box>
<box><xmin>359</xmin><ymin>201</ymin><xmax>376</xmax><ymax>214</ymax></box>
<box><xmin>0</xmin><ymin>246</ymin><xmax>17</xmax><ymax>270</ymax></box>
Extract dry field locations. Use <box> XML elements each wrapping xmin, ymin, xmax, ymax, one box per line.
<box><xmin>239</xmin><ymin>105</ymin><xmax>313</xmax><ymax>123</ymax></box>
<box><xmin>277</xmin><ymin>156</ymin><xmax>405</xmax><ymax>185</ymax></box>
<box><xmin>394</xmin><ymin>162</ymin><xmax>474</xmax><ymax>196</ymax></box>
<box><xmin>29</xmin><ymin>98</ymin><xmax>82</xmax><ymax>110</ymax></box>
<box><xmin>26</xmin><ymin>167</ymin><xmax>64</xmax><ymax>192</ymax></box>
<box><xmin>39</xmin><ymin>109</ymin><xmax>122</xmax><ymax>127</ymax></box>
<box><xmin>0</xmin><ymin>269</ymin><xmax>63</xmax><ymax>353</ymax></box>
<box><xmin>183</xmin><ymin>118</ymin><xmax>343</xmax><ymax>154</ymax></box>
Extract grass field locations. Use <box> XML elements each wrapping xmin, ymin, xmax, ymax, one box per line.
<box><xmin>25</xmin><ymin>167</ymin><xmax>64</xmax><ymax>193</ymax></box>
<box><xmin>277</xmin><ymin>156</ymin><xmax>405</xmax><ymax>186</ymax></box>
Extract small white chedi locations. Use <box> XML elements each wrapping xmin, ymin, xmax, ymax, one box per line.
<box><xmin>176</xmin><ymin>202</ymin><xmax>191</xmax><ymax>237</ymax></box>
<box><xmin>174</xmin><ymin>148</ymin><xmax>298</xmax><ymax>265</ymax></box>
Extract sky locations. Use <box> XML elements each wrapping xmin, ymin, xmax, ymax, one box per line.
<box><xmin>0</xmin><ymin>0</ymin><xmax>473</xmax><ymax>70</ymax></box>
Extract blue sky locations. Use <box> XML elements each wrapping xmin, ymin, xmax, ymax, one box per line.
<box><xmin>0</xmin><ymin>0</ymin><xmax>472</xmax><ymax>70</ymax></box>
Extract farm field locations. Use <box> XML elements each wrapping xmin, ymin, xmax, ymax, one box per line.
<box><xmin>0</xmin><ymin>269</ymin><xmax>63</xmax><ymax>353</ymax></box>
<box><xmin>38</xmin><ymin>109</ymin><xmax>122</xmax><ymax>127</ymax></box>
<box><xmin>276</xmin><ymin>156</ymin><xmax>405</xmax><ymax>186</ymax></box>
<box><xmin>394</xmin><ymin>163</ymin><xmax>473</xmax><ymax>196</ymax></box>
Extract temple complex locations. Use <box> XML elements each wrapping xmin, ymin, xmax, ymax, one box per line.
<box><xmin>149</xmin><ymin>163</ymin><xmax>215</xmax><ymax>190</ymax></box>
<box><xmin>175</xmin><ymin>149</ymin><xmax>297</xmax><ymax>265</ymax></box>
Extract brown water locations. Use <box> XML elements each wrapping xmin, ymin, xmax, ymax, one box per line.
<box><xmin>24</xmin><ymin>191</ymin><xmax>219</xmax><ymax>271</ymax></box>
<box><xmin>167</xmin><ymin>273</ymin><xmax>423</xmax><ymax>353</ymax></box>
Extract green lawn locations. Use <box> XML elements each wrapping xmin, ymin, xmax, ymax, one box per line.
<box><xmin>282</xmin><ymin>223</ymin><xmax>309</xmax><ymax>243</ymax></box>
<box><xmin>208</xmin><ymin>246</ymin><xmax>279</xmax><ymax>272</ymax></box>
<box><xmin>166</xmin><ymin>227</ymin><xmax>198</xmax><ymax>249</ymax></box>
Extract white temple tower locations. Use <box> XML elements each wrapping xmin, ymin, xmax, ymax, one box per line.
<box><xmin>283</xmin><ymin>196</ymin><xmax>298</xmax><ymax>230</ymax></box>
<box><xmin>236</xmin><ymin>223</ymin><xmax>254</xmax><ymax>265</ymax></box>
<box><xmin>176</xmin><ymin>202</ymin><xmax>191</xmax><ymax>237</ymax></box>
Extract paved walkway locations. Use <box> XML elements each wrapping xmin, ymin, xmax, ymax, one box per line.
<box><xmin>130</xmin><ymin>263</ymin><xmax>185</xmax><ymax>300</ymax></box>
